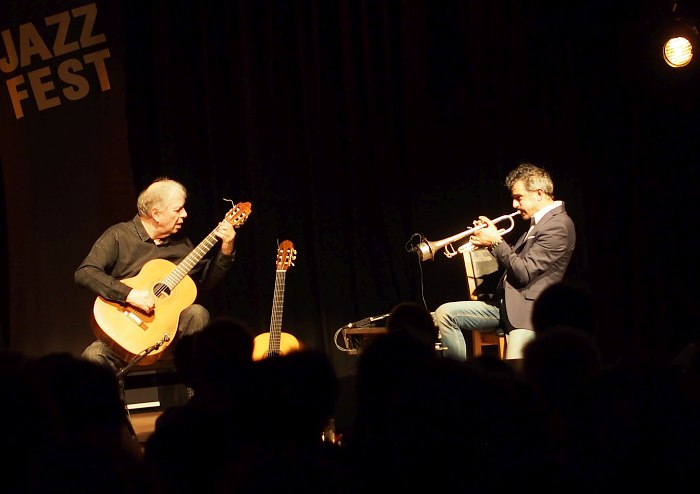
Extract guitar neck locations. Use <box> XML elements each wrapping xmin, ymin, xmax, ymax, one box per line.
<box><xmin>162</xmin><ymin>230</ymin><xmax>219</xmax><ymax>290</ymax></box>
<box><xmin>267</xmin><ymin>269</ymin><xmax>286</xmax><ymax>356</ymax></box>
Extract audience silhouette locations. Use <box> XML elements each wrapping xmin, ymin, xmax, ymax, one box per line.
<box><xmin>142</xmin><ymin>316</ymin><xmax>256</xmax><ymax>494</ymax></box>
<box><xmin>531</xmin><ymin>280</ymin><xmax>596</xmax><ymax>337</ymax></box>
<box><xmin>348</xmin><ymin>302</ymin><xmax>438</xmax><ymax>454</ymax></box>
<box><xmin>3</xmin><ymin>293</ymin><xmax>700</xmax><ymax>493</ymax></box>
<box><xmin>218</xmin><ymin>347</ymin><xmax>348</xmax><ymax>493</ymax></box>
<box><xmin>14</xmin><ymin>352</ymin><xmax>157</xmax><ymax>493</ymax></box>
<box><xmin>1</xmin><ymin>350</ymin><xmax>50</xmax><ymax>494</ymax></box>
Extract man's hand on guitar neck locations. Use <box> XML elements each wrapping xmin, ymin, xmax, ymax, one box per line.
<box><xmin>126</xmin><ymin>289</ymin><xmax>156</xmax><ymax>313</ymax></box>
<box><xmin>214</xmin><ymin>221</ymin><xmax>236</xmax><ymax>256</ymax></box>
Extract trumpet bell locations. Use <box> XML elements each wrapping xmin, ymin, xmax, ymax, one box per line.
<box><xmin>416</xmin><ymin>242</ymin><xmax>434</xmax><ymax>261</ymax></box>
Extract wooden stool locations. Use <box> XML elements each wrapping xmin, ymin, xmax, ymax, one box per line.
<box><xmin>472</xmin><ymin>329</ymin><xmax>506</xmax><ymax>359</ymax></box>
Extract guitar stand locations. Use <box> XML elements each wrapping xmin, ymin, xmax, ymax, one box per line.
<box><xmin>117</xmin><ymin>335</ymin><xmax>171</xmax><ymax>437</ymax></box>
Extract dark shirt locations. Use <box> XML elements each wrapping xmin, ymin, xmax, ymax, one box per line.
<box><xmin>75</xmin><ymin>214</ymin><xmax>235</xmax><ymax>303</ymax></box>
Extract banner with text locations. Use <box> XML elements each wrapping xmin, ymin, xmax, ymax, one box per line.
<box><xmin>0</xmin><ymin>1</ymin><xmax>136</xmax><ymax>356</ymax></box>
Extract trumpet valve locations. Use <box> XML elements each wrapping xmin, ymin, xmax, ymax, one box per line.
<box><xmin>443</xmin><ymin>243</ymin><xmax>459</xmax><ymax>258</ymax></box>
<box><xmin>457</xmin><ymin>241</ymin><xmax>477</xmax><ymax>254</ymax></box>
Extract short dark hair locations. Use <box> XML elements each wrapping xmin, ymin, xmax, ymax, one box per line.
<box><xmin>505</xmin><ymin>162</ymin><xmax>554</xmax><ymax>198</ymax></box>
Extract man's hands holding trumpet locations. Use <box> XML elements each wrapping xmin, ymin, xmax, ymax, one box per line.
<box><xmin>468</xmin><ymin>216</ymin><xmax>503</xmax><ymax>249</ymax></box>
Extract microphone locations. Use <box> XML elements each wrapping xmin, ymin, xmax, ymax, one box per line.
<box><xmin>115</xmin><ymin>333</ymin><xmax>172</xmax><ymax>379</ymax></box>
<box><xmin>148</xmin><ymin>334</ymin><xmax>171</xmax><ymax>353</ymax></box>
<box><xmin>157</xmin><ymin>334</ymin><xmax>171</xmax><ymax>347</ymax></box>
<box><xmin>405</xmin><ymin>233</ymin><xmax>424</xmax><ymax>253</ymax></box>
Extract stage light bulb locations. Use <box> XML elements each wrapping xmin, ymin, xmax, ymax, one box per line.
<box><xmin>663</xmin><ymin>36</ymin><xmax>694</xmax><ymax>67</ymax></box>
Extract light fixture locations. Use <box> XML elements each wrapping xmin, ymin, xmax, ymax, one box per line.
<box><xmin>658</xmin><ymin>3</ymin><xmax>699</xmax><ymax>69</ymax></box>
<box><xmin>662</xmin><ymin>23</ymin><xmax>697</xmax><ymax>67</ymax></box>
<box><xmin>663</xmin><ymin>35</ymin><xmax>693</xmax><ymax>67</ymax></box>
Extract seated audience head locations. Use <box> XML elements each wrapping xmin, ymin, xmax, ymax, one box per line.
<box><xmin>23</xmin><ymin>352</ymin><xmax>130</xmax><ymax>444</ymax></box>
<box><xmin>354</xmin><ymin>317</ymin><xmax>439</xmax><ymax>434</ymax></box>
<box><xmin>250</xmin><ymin>348</ymin><xmax>339</xmax><ymax>442</ymax></box>
<box><xmin>523</xmin><ymin>325</ymin><xmax>601</xmax><ymax>404</ymax></box>
<box><xmin>385</xmin><ymin>300</ymin><xmax>438</xmax><ymax>348</ymax></box>
<box><xmin>189</xmin><ymin>315</ymin><xmax>255</xmax><ymax>391</ymax></box>
<box><xmin>532</xmin><ymin>281</ymin><xmax>596</xmax><ymax>337</ymax></box>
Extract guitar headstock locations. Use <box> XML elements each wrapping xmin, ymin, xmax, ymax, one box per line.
<box><xmin>224</xmin><ymin>202</ymin><xmax>252</xmax><ymax>228</ymax></box>
<box><xmin>276</xmin><ymin>240</ymin><xmax>297</xmax><ymax>271</ymax></box>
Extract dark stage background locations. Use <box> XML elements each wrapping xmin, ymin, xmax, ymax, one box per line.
<box><xmin>1</xmin><ymin>0</ymin><xmax>699</xmax><ymax>378</ymax></box>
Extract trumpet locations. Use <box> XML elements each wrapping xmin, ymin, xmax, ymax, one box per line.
<box><xmin>414</xmin><ymin>211</ymin><xmax>520</xmax><ymax>261</ymax></box>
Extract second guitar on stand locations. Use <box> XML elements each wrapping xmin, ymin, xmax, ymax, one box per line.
<box><xmin>252</xmin><ymin>240</ymin><xmax>301</xmax><ymax>360</ymax></box>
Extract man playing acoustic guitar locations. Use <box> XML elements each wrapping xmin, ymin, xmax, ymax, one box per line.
<box><xmin>75</xmin><ymin>177</ymin><xmax>249</xmax><ymax>373</ymax></box>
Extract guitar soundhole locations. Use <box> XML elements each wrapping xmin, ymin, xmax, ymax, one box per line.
<box><xmin>153</xmin><ymin>283</ymin><xmax>171</xmax><ymax>298</ymax></box>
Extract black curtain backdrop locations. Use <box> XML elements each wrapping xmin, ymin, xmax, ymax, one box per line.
<box><xmin>2</xmin><ymin>0</ymin><xmax>699</xmax><ymax>378</ymax></box>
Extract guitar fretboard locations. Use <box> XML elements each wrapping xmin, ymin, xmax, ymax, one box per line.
<box><xmin>268</xmin><ymin>269</ymin><xmax>287</xmax><ymax>356</ymax></box>
<box><xmin>161</xmin><ymin>232</ymin><xmax>220</xmax><ymax>292</ymax></box>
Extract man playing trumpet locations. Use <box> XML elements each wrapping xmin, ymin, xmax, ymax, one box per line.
<box><xmin>434</xmin><ymin>162</ymin><xmax>576</xmax><ymax>362</ymax></box>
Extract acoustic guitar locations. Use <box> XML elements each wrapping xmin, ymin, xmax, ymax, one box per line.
<box><xmin>252</xmin><ymin>240</ymin><xmax>301</xmax><ymax>360</ymax></box>
<box><xmin>91</xmin><ymin>202</ymin><xmax>252</xmax><ymax>365</ymax></box>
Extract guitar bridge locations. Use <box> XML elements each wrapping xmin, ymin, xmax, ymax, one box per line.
<box><xmin>123</xmin><ymin>310</ymin><xmax>148</xmax><ymax>330</ymax></box>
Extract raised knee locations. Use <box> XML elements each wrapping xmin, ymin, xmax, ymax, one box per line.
<box><xmin>433</xmin><ymin>305</ymin><xmax>448</xmax><ymax>325</ymax></box>
<box><xmin>179</xmin><ymin>304</ymin><xmax>211</xmax><ymax>334</ymax></box>
<box><xmin>186</xmin><ymin>304</ymin><xmax>209</xmax><ymax>319</ymax></box>
<box><xmin>81</xmin><ymin>341</ymin><xmax>102</xmax><ymax>361</ymax></box>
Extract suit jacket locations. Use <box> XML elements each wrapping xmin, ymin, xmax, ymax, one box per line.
<box><xmin>490</xmin><ymin>203</ymin><xmax>576</xmax><ymax>331</ymax></box>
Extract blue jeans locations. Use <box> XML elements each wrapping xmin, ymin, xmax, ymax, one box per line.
<box><xmin>434</xmin><ymin>300</ymin><xmax>502</xmax><ymax>361</ymax></box>
<box><xmin>82</xmin><ymin>304</ymin><xmax>211</xmax><ymax>373</ymax></box>
<box><xmin>434</xmin><ymin>300</ymin><xmax>536</xmax><ymax>361</ymax></box>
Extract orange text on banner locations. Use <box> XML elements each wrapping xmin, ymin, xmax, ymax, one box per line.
<box><xmin>0</xmin><ymin>3</ymin><xmax>112</xmax><ymax>119</ymax></box>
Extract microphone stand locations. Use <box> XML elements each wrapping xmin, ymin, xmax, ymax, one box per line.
<box><xmin>116</xmin><ymin>334</ymin><xmax>171</xmax><ymax>380</ymax></box>
<box><xmin>117</xmin><ymin>334</ymin><xmax>171</xmax><ymax>430</ymax></box>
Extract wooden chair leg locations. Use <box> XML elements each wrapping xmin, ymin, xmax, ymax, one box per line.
<box><xmin>472</xmin><ymin>330</ymin><xmax>507</xmax><ymax>360</ymax></box>
<box><xmin>498</xmin><ymin>336</ymin><xmax>506</xmax><ymax>360</ymax></box>
<box><xmin>472</xmin><ymin>331</ymin><xmax>483</xmax><ymax>357</ymax></box>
